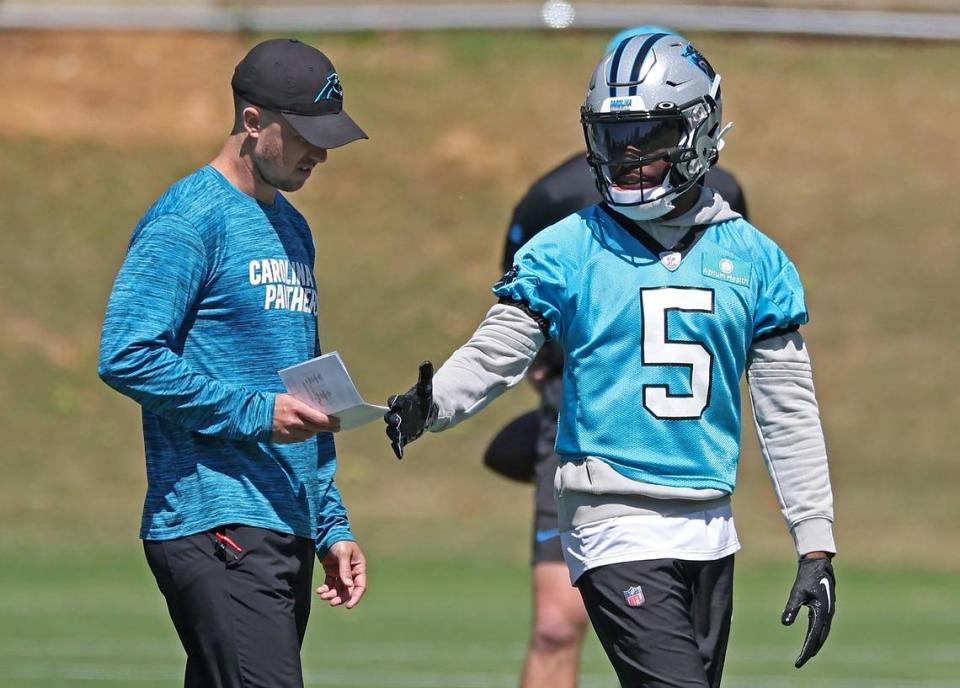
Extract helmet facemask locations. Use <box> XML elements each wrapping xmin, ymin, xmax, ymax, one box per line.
<box><xmin>586</xmin><ymin>115</ymin><xmax>681</xmax><ymax>200</ymax></box>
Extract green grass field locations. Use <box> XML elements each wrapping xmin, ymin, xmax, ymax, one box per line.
<box><xmin>1</xmin><ymin>28</ymin><xmax>959</xmax><ymax>687</ymax></box>
<box><xmin>2</xmin><ymin>551</ymin><xmax>958</xmax><ymax>687</ymax></box>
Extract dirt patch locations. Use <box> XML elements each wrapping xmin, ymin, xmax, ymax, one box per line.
<box><xmin>428</xmin><ymin>125</ymin><xmax>520</xmax><ymax>181</ymax></box>
<box><xmin>1</xmin><ymin>31</ymin><xmax>247</xmax><ymax>145</ymax></box>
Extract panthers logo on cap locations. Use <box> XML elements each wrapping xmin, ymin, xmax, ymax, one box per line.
<box><xmin>315</xmin><ymin>73</ymin><xmax>343</xmax><ymax>103</ymax></box>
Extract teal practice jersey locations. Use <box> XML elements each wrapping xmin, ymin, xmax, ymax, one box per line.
<box><xmin>492</xmin><ymin>203</ymin><xmax>807</xmax><ymax>493</ymax></box>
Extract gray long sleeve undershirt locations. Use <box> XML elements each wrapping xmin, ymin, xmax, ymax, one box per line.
<box><xmin>430</xmin><ymin>304</ymin><xmax>836</xmax><ymax>556</ymax></box>
<box><xmin>430</xmin><ymin>303</ymin><xmax>544</xmax><ymax>431</ymax></box>
<box><xmin>747</xmin><ymin>330</ymin><xmax>835</xmax><ymax>554</ymax></box>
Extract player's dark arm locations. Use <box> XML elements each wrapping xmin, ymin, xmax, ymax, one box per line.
<box><xmin>483</xmin><ymin>410</ymin><xmax>540</xmax><ymax>482</ymax></box>
<box><xmin>384</xmin><ymin>303</ymin><xmax>545</xmax><ymax>458</ymax></box>
<box><xmin>746</xmin><ymin>329</ymin><xmax>836</xmax><ymax>667</ymax></box>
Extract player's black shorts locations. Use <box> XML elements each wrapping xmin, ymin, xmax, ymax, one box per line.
<box><xmin>531</xmin><ymin>449</ymin><xmax>563</xmax><ymax>563</ymax></box>
<box><xmin>576</xmin><ymin>555</ymin><xmax>734</xmax><ymax>688</ymax></box>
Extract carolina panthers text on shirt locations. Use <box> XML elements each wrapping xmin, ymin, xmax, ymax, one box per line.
<box><xmin>248</xmin><ymin>258</ymin><xmax>318</xmax><ymax>314</ymax></box>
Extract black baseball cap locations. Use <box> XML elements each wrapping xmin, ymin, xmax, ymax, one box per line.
<box><xmin>231</xmin><ymin>38</ymin><xmax>367</xmax><ymax>149</ymax></box>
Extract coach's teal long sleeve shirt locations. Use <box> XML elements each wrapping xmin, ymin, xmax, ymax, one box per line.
<box><xmin>99</xmin><ymin>166</ymin><xmax>353</xmax><ymax>556</ymax></box>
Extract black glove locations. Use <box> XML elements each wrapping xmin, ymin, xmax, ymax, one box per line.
<box><xmin>782</xmin><ymin>556</ymin><xmax>836</xmax><ymax>668</ymax></box>
<box><xmin>384</xmin><ymin>361</ymin><xmax>436</xmax><ymax>460</ymax></box>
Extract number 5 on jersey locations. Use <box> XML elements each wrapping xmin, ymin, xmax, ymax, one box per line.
<box><xmin>640</xmin><ymin>287</ymin><xmax>715</xmax><ymax>420</ymax></box>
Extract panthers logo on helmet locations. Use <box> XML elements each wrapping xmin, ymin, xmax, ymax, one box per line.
<box><xmin>681</xmin><ymin>44</ymin><xmax>716</xmax><ymax>79</ymax></box>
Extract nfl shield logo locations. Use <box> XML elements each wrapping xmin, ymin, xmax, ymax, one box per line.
<box><xmin>623</xmin><ymin>585</ymin><xmax>645</xmax><ymax>607</ymax></box>
<box><xmin>659</xmin><ymin>251</ymin><xmax>682</xmax><ymax>271</ymax></box>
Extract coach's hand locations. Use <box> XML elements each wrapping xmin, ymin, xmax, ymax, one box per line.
<box><xmin>782</xmin><ymin>554</ymin><xmax>836</xmax><ymax>668</ymax></box>
<box><xmin>317</xmin><ymin>541</ymin><xmax>367</xmax><ymax>609</ymax></box>
<box><xmin>271</xmin><ymin>393</ymin><xmax>340</xmax><ymax>443</ymax></box>
<box><xmin>384</xmin><ymin>361</ymin><xmax>436</xmax><ymax>459</ymax></box>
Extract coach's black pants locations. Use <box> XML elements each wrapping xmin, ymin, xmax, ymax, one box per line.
<box><xmin>144</xmin><ymin>525</ymin><xmax>315</xmax><ymax>688</ymax></box>
<box><xmin>576</xmin><ymin>556</ymin><xmax>734</xmax><ymax>688</ymax></box>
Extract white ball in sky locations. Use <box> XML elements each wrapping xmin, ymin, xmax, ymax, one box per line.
<box><xmin>542</xmin><ymin>0</ymin><xmax>575</xmax><ymax>30</ymax></box>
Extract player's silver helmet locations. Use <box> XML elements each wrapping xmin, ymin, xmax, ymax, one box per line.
<box><xmin>581</xmin><ymin>33</ymin><xmax>732</xmax><ymax>219</ymax></box>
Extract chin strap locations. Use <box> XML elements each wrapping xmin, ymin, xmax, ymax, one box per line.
<box><xmin>613</xmin><ymin>197</ymin><xmax>676</xmax><ymax>222</ymax></box>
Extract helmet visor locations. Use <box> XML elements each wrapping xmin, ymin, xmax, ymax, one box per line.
<box><xmin>586</xmin><ymin>118</ymin><xmax>684</xmax><ymax>189</ymax></box>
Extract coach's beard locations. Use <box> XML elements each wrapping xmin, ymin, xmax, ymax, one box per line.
<box><xmin>255</xmin><ymin>161</ymin><xmax>306</xmax><ymax>193</ymax></box>
<box><xmin>252</xmin><ymin>146</ymin><xmax>308</xmax><ymax>193</ymax></box>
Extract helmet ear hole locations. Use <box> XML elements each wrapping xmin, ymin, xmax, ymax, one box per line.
<box><xmin>675</xmin><ymin>155</ymin><xmax>702</xmax><ymax>181</ymax></box>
